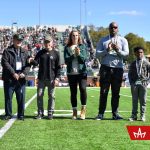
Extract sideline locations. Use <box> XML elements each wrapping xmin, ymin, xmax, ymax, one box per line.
<box><xmin>87</xmin><ymin>88</ymin><xmax>150</xmax><ymax>101</ymax></box>
<box><xmin>0</xmin><ymin>94</ymin><xmax>37</xmax><ymax>139</ymax></box>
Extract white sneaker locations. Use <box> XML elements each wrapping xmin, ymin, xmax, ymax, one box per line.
<box><xmin>129</xmin><ymin>114</ymin><xmax>137</xmax><ymax>121</ymax></box>
<box><xmin>140</xmin><ymin>116</ymin><xmax>146</xmax><ymax>122</ymax></box>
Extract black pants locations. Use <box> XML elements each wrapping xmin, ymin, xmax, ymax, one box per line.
<box><xmin>67</xmin><ymin>74</ymin><xmax>87</xmax><ymax>108</ymax></box>
<box><xmin>4</xmin><ymin>80</ymin><xmax>25</xmax><ymax>117</ymax></box>
<box><xmin>98</xmin><ymin>65</ymin><xmax>123</xmax><ymax>115</ymax></box>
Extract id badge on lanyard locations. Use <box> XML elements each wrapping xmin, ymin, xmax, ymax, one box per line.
<box><xmin>16</xmin><ymin>50</ymin><xmax>22</xmax><ymax>71</ymax></box>
<box><xmin>16</xmin><ymin>61</ymin><xmax>22</xmax><ymax>71</ymax></box>
<box><xmin>135</xmin><ymin>59</ymin><xmax>143</xmax><ymax>85</ymax></box>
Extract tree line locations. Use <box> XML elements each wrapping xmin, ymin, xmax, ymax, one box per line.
<box><xmin>89</xmin><ymin>25</ymin><xmax>150</xmax><ymax>63</ymax></box>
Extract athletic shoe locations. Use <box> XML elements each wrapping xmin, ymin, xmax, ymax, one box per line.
<box><xmin>34</xmin><ymin>114</ymin><xmax>44</xmax><ymax>119</ymax></box>
<box><xmin>95</xmin><ymin>114</ymin><xmax>104</xmax><ymax>120</ymax></box>
<box><xmin>112</xmin><ymin>114</ymin><xmax>123</xmax><ymax>120</ymax></box>
<box><xmin>129</xmin><ymin>114</ymin><xmax>137</xmax><ymax>121</ymax></box>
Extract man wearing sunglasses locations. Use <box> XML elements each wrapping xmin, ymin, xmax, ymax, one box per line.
<box><xmin>95</xmin><ymin>22</ymin><xmax>129</xmax><ymax>120</ymax></box>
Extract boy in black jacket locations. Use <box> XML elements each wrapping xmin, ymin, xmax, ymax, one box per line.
<box><xmin>29</xmin><ymin>35</ymin><xmax>61</xmax><ymax>120</ymax></box>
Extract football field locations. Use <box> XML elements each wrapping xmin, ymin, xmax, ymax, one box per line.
<box><xmin>0</xmin><ymin>87</ymin><xmax>150</xmax><ymax>150</ymax></box>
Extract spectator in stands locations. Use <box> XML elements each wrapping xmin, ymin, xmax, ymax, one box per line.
<box><xmin>64</xmin><ymin>29</ymin><xmax>87</xmax><ymax>120</ymax></box>
<box><xmin>128</xmin><ymin>47</ymin><xmax>150</xmax><ymax>122</ymax></box>
<box><xmin>1</xmin><ymin>34</ymin><xmax>30</xmax><ymax>120</ymax></box>
<box><xmin>95</xmin><ymin>22</ymin><xmax>129</xmax><ymax>120</ymax></box>
<box><xmin>29</xmin><ymin>35</ymin><xmax>61</xmax><ymax>120</ymax></box>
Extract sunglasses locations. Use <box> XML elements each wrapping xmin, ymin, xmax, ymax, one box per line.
<box><xmin>110</xmin><ymin>26</ymin><xmax>118</xmax><ymax>29</ymax></box>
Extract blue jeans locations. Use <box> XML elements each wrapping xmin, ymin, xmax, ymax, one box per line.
<box><xmin>4</xmin><ymin>80</ymin><xmax>25</xmax><ymax>117</ymax></box>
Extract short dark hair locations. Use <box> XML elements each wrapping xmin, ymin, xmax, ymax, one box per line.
<box><xmin>134</xmin><ymin>46</ymin><xmax>144</xmax><ymax>53</ymax></box>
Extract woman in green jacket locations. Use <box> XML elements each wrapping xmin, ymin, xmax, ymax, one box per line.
<box><xmin>64</xmin><ymin>29</ymin><xmax>87</xmax><ymax>120</ymax></box>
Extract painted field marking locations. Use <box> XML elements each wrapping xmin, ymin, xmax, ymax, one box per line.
<box><xmin>34</xmin><ymin>110</ymin><xmax>131</xmax><ymax>118</ymax></box>
<box><xmin>34</xmin><ymin>110</ymin><xmax>81</xmax><ymax>117</ymax></box>
<box><xmin>0</xmin><ymin>94</ymin><xmax>37</xmax><ymax>139</ymax></box>
<box><xmin>87</xmin><ymin>88</ymin><xmax>150</xmax><ymax>101</ymax></box>
<box><xmin>0</xmin><ymin>109</ymin><xmax>5</xmax><ymax>115</ymax></box>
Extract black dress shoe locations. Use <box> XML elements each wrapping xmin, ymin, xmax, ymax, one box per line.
<box><xmin>18</xmin><ymin>116</ymin><xmax>24</xmax><ymax>121</ymax></box>
<box><xmin>3</xmin><ymin>115</ymin><xmax>12</xmax><ymax>120</ymax></box>
<box><xmin>112</xmin><ymin>114</ymin><xmax>123</xmax><ymax>120</ymax></box>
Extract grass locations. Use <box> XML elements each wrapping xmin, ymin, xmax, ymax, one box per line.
<box><xmin>0</xmin><ymin>87</ymin><xmax>150</xmax><ymax>150</ymax></box>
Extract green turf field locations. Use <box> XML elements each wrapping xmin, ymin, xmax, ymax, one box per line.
<box><xmin>0</xmin><ymin>87</ymin><xmax>150</xmax><ymax>150</ymax></box>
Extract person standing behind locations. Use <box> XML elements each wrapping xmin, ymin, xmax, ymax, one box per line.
<box><xmin>96</xmin><ymin>22</ymin><xmax>129</xmax><ymax>120</ymax></box>
<box><xmin>128</xmin><ymin>47</ymin><xmax>150</xmax><ymax>122</ymax></box>
<box><xmin>29</xmin><ymin>35</ymin><xmax>60</xmax><ymax>120</ymax></box>
<box><xmin>64</xmin><ymin>29</ymin><xmax>87</xmax><ymax>120</ymax></box>
<box><xmin>1</xmin><ymin>34</ymin><xmax>30</xmax><ymax>120</ymax></box>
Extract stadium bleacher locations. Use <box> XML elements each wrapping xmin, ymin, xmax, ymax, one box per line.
<box><xmin>0</xmin><ymin>25</ymin><xmax>99</xmax><ymax>86</ymax></box>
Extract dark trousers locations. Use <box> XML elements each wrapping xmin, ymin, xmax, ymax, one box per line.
<box><xmin>4</xmin><ymin>81</ymin><xmax>25</xmax><ymax>117</ymax></box>
<box><xmin>98</xmin><ymin>65</ymin><xmax>123</xmax><ymax>115</ymax></box>
<box><xmin>67</xmin><ymin>74</ymin><xmax>87</xmax><ymax>108</ymax></box>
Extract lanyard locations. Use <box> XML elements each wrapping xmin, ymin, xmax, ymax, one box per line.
<box><xmin>15</xmin><ymin>49</ymin><xmax>21</xmax><ymax>61</ymax></box>
<box><xmin>136</xmin><ymin>59</ymin><xmax>143</xmax><ymax>77</ymax></box>
<box><xmin>109</xmin><ymin>35</ymin><xmax>118</xmax><ymax>44</ymax></box>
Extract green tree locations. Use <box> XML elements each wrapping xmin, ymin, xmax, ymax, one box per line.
<box><xmin>125</xmin><ymin>33</ymin><xmax>147</xmax><ymax>62</ymax></box>
<box><xmin>88</xmin><ymin>25</ymin><xmax>150</xmax><ymax>63</ymax></box>
<box><xmin>89</xmin><ymin>27</ymin><xmax>109</xmax><ymax>48</ymax></box>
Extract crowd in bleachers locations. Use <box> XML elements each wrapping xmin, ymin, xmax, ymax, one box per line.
<box><xmin>0</xmin><ymin>26</ymin><xmax>60</xmax><ymax>56</ymax></box>
<box><xmin>0</xmin><ymin>25</ymin><xmax>99</xmax><ymax>78</ymax></box>
<box><xmin>0</xmin><ymin>25</ymin><xmax>132</xmax><ymax>87</ymax></box>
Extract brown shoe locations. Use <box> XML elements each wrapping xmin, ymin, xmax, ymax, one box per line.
<box><xmin>72</xmin><ymin>109</ymin><xmax>77</xmax><ymax>120</ymax></box>
<box><xmin>80</xmin><ymin>106</ymin><xmax>86</xmax><ymax>120</ymax></box>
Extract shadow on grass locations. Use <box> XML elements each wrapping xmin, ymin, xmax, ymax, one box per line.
<box><xmin>0</xmin><ymin>115</ymin><xmax>132</xmax><ymax>122</ymax></box>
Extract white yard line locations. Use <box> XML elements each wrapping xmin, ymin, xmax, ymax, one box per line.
<box><xmin>35</xmin><ymin>110</ymin><xmax>81</xmax><ymax>117</ymax></box>
<box><xmin>105</xmin><ymin>110</ymin><xmax>131</xmax><ymax>113</ymax></box>
<box><xmin>0</xmin><ymin>109</ymin><xmax>5</xmax><ymax>115</ymax></box>
<box><xmin>0</xmin><ymin>94</ymin><xmax>37</xmax><ymax>139</ymax></box>
<box><xmin>87</xmin><ymin>88</ymin><xmax>150</xmax><ymax>101</ymax></box>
